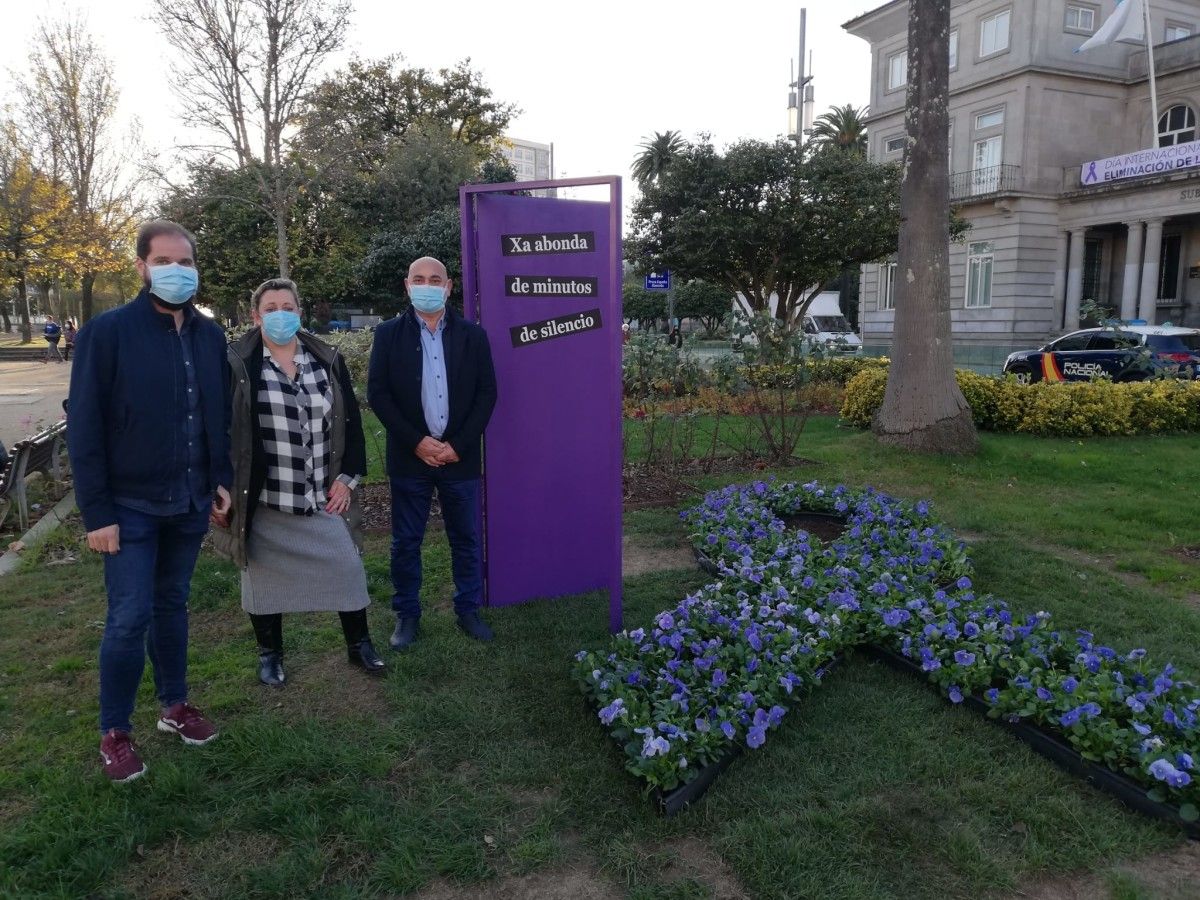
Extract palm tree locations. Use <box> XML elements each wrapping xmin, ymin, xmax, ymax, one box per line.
<box><xmin>631</xmin><ymin>130</ymin><xmax>685</xmax><ymax>186</ymax></box>
<box><xmin>809</xmin><ymin>104</ymin><xmax>869</xmax><ymax>154</ymax></box>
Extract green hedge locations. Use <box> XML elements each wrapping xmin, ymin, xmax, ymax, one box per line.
<box><xmin>841</xmin><ymin>368</ymin><xmax>1200</xmax><ymax>436</ymax></box>
<box><xmin>746</xmin><ymin>356</ymin><xmax>888</xmax><ymax>389</ymax></box>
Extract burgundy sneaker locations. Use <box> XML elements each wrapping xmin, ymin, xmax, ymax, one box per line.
<box><xmin>157</xmin><ymin>702</ymin><xmax>219</xmax><ymax>746</ymax></box>
<box><xmin>100</xmin><ymin>729</ymin><xmax>147</xmax><ymax>783</ymax></box>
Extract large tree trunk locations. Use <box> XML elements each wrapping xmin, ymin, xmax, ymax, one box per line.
<box><xmin>872</xmin><ymin>0</ymin><xmax>977</xmax><ymax>454</ymax></box>
<box><xmin>18</xmin><ymin>272</ymin><xmax>32</xmax><ymax>344</ymax></box>
<box><xmin>274</xmin><ymin>211</ymin><xmax>291</xmax><ymax>279</ymax></box>
<box><xmin>80</xmin><ymin>270</ymin><xmax>96</xmax><ymax>323</ymax></box>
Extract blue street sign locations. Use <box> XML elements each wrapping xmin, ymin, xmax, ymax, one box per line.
<box><xmin>645</xmin><ymin>270</ymin><xmax>671</xmax><ymax>291</ymax></box>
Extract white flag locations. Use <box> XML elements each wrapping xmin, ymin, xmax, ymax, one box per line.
<box><xmin>1075</xmin><ymin>0</ymin><xmax>1146</xmax><ymax>53</ymax></box>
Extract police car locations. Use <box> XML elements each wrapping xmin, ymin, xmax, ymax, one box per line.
<box><xmin>1002</xmin><ymin>325</ymin><xmax>1200</xmax><ymax>384</ymax></box>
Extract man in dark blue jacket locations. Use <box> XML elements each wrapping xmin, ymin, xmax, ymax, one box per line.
<box><xmin>367</xmin><ymin>256</ymin><xmax>497</xmax><ymax>650</ymax></box>
<box><xmin>43</xmin><ymin>315</ymin><xmax>63</xmax><ymax>363</ymax></box>
<box><xmin>68</xmin><ymin>220</ymin><xmax>232</xmax><ymax>783</ymax></box>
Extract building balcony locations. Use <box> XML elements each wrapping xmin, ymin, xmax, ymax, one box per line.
<box><xmin>1131</xmin><ymin>34</ymin><xmax>1200</xmax><ymax>79</ymax></box>
<box><xmin>949</xmin><ymin>164</ymin><xmax>1022</xmax><ymax>203</ymax></box>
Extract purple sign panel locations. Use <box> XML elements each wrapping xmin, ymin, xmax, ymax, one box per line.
<box><xmin>460</xmin><ymin>179</ymin><xmax>623</xmax><ymax>632</ymax></box>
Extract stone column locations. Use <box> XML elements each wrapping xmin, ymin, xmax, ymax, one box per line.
<box><xmin>1064</xmin><ymin>228</ymin><xmax>1087</xmax><ymax>331</ymax></box>
<box><xmin>1120</xmin><ymin>222</ymin><xmax>1144</xmax><ymax>322</ymax></box>
<box><xmin>1138</xmin><ymin>219</ymin><xmax>1165</xmax><ymax>324</ymax></box>
<box><xmin>1051</xmin><ymin>231</ymin><xmax>1069</xmax><ymax>330</ymax></box>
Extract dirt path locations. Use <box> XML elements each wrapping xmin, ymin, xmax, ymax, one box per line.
<box><xmin>0</xmin><ymin>359</ymin><xmax>70</xmax><ymax>444</ymax></box>
<box><xmin>622</xmin><ymin>533</ymin><xmax>697</xmax><ymax>578</ymax></box>
<box><xmin>412</xmin><ymin>835</ymin><xmax>750</xmax><ymax>900</ymax></box>
<box><xmin>1004</xmin><ymin>840</ymin><xmax>1200</xmax><ymax>899</ymax></box>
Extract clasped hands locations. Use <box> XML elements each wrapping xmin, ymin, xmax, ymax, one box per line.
<box><xmin>416</xmin><ymin>436</ymin><xmax>459</xmax><ymax>468</ymax></box>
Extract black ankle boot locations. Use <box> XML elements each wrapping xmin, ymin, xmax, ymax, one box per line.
<box><xmin>339</xmin><ymin>609</ymin><xmax>386</xmax><ymax>676</ymax></box>
<box><xmin>257</xmin><ymin>649</ymin><xmax>286</xmax><ymax>686</ymax></box>
<box><xmin>250</xmin><ymin>614</ymin><xmax>286</xmax><ymax>687</ymax></box>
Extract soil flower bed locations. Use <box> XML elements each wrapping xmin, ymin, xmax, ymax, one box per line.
<box><xmin>573</xmin><ymin>479</ymin><xmax>1200</xmax><ymax>828</ymax></box>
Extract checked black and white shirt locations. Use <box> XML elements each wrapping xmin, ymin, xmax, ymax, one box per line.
<box><xmin>257</xmin><ymin>345</ymin><xmax>341</xmax><ymax>514</ymax></box>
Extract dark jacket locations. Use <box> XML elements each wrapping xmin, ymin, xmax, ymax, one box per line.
<box><xmin>67</xmin><ymin>289</ymin><xmax>233</xmax><ymax>532</ymax></box>
<box><xmin>367</xmin><ymin>307</ymin><xmax>496</xmax><ymax>479</ymax></box>
<box><xmin>210</xmin><ymin>328</ymin><xmax>366</xmax><ymax>569</ymax></box>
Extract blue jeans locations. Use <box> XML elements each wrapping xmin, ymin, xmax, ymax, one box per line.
<box><xmin>99</xmin><ymin>504</ymin><xmax>209</xmax><ymax>733</ymax></box>
<box><xmin>390</xmin><ymin>475</ymin><xmax>482</xmax><ymax>618</ymax></box>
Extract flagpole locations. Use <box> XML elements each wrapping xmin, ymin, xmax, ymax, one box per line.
<box><xmin>1143</xmin><ymin>0</ymin><xmax>1160</xmax><ymax>138</ymax></box>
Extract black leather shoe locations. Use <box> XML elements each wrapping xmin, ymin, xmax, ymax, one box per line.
<box><xmin>257</xmin><ymin>649</ymin><xmax>286</xmax><ymax>686</ymax></box>
<box><xmin>347</xmin><ymin>638</ymin><xmax>386</xmax><ymax>675</ymax></box>
<box><xmin>456</xmin><ymin>610</ymin><xmax>494</xmax><ymax>642</ymax></box>
<box><xmin>390</xmin><ymin>616</ymin><xmax>420</xmax><ymax>651</ymax></box>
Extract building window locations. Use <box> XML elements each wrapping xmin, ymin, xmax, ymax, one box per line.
<box><xmin>1065</xmin><ymin>5</ymin><xmax>1096</xmax><ymax>34</ymax></box>
<box><xmin>1166</xmin><ymin>24</ymin><xmax>1193</xmax><ymax>42</ymax></box>
<box><xmin>949</xmin><ymin>30</ymin><xmax>959</xmax><ymax>69</ymax></box>
<box><xmin>879</xmin><ymin>262</ymin><xmax>897</xmax><ymax>310</ymax></box>
<box><xmin>885</xmin><ymin>136</ymin><xmax>907</xmax><ymax>154</ymax></box>
<box><xmin>1082</xmin><ymin>239</ymin><xmax>1103</xmax><ymax>304</ymax></box>
<box><xmin>1158</xmin><ymin>105</ymin><xmax>1197</xmax><ymax>147</ymax></box>
<box><xmin>974</xmin><ymin>109</ymin><xmax>1004</xmax><ymax>130</ymax></box>
<box><xmin>887</xmin><ymin>51</ymin><xmax>907</xmax><ymax>90</ymax></box>
<box><xmin>971</xmin><ymin>136</ymin><xmax>1003</xmax><ymax>193</ymax></box>
<box><xmin>979</xmin><ymin>9</ymin><xmax>1011</xmax><ymax>57</ymax></box>
<box><xmin>965</xmin><ymin>242</ymin><xmax>994</xmax><ymax>308</ymax></box>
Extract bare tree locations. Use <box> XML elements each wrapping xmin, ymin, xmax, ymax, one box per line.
<box><xmin>153</xmin><ymin>0</ymin><xmax>352</xmax><ymax>278</ymax></box>
<box><xmin>872</xmin><ymin>0</ymin><xmax>977</xmax><ymax>453</ymax></box>
<box><xmin>21</xmin><ymin>14</ymin><xmax>140</xmax><ymax>323</ymax></box>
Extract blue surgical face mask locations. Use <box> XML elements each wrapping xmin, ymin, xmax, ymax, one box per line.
<box><xmin>261</xmin><ymin>309</ymin><xmax>302</xmax><ymax>344</ymax></box>
<box><xmin>409</xmin><ymin>284</ymin><xmax>447</xmax><ymax>314</ymax></box>
<box><xmin>147</xmin><ymin>263</ymin><xmax>199</xmax><ymax>306</ymax></box>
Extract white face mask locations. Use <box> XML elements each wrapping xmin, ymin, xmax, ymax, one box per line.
<box><xmin>148</xmin><ymin>263</ymin><xmax>199</xmax><ymax>305</ymax></box>
<box><xmin>409</xmin><ymin>284</ymin><xmax>447</xmax><ymax>313</ymax></box>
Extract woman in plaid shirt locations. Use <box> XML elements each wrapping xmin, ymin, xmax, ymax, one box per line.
<box><xmin>212</xmin><ymin>278</ymin><xmax>385</xmax><ymax>685</ymax></box>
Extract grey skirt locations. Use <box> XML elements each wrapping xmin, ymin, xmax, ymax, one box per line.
<box><xmin>241</xmin><ymin>505</ymin><xmax>371</xmax><ymax>615</ymax></box>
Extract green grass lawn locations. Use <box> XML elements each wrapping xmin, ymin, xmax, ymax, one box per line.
<box><xmin>1</xmin><ymin>417</ymin><xmax>1199</xmax><ymax>898</ymax></box>
<box><xmin>0</xmin><ymin>330</ymin><xmax>30</xmax><ymax>347</ymax></box>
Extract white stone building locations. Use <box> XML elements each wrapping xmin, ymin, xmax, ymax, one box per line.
<box><xmin>498</xmin><ymin>137</ymin><xmax>555</xmax><ymax>197</ymax></box>
<box><xmin>844</xmin><ymin>0</ymin><xmax>1200</xmax><ymax>367</ymax></box>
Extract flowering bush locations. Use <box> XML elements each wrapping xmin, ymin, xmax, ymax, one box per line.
<box><xmin>841</xmin><ymin>368</ymin><xmax>1200</xmax><ymax>436</ymax></box>
<box><xmin>573</xmin><ymin>479</ymin><xmax>1200</xmax><ymax>825</ymax></box>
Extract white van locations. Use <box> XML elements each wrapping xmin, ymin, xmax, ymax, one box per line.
<box><xmin>801</xmin><ymin>292</ymin><xmax>862</xmax><ymax>354</ymax></box>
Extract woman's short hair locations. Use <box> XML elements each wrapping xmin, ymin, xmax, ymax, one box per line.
<box><xmin>250</xmin><ymin>278</ymin><xmax>301</xmax><ymax>311</ymax></box>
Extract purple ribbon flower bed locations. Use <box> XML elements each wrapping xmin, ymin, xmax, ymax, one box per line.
<box><xmin>573</xmin><ymin>479</ymin><xmax>1200</xmax><ymax>826</ymax></box>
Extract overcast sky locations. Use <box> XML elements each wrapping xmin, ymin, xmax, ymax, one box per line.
<box><xmin>1</xmin><ymin>0</ymin><xmax>875</xmax><ymax>214</ymax></box>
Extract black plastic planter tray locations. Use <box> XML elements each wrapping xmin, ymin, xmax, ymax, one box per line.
<box><xmin>863</xmin><ymin>644</ymin><xmax>1200</xmax><ymax>839</ymax></box>
<box><xmin>779</xmin><ymin>511</ymin><xmax>849</xmax><ymax>543</ymax></box>
<box><xmin>693</xmin><ymin>512</ymin><xmax>850</xmax><ymax>577</ymax></box>
<box><xmin>694</xmin><ymin>545</ymin><xmax>720</xmax><ymax>575</ymax></box>
<box><xmin>651</xmin><ymin>655</ymin><xmax>845</xmax><ymax>817</ymax></box>
<box><xmin>654</xmin><ymin>742</ymin><xmax>743</xmax><ymax>817</ymax></box>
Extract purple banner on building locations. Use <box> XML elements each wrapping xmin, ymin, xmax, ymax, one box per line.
<box><xmin>460</xmin><ymin>178</ymin><xmax>623</xmax><ymax>632</ymax></box>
